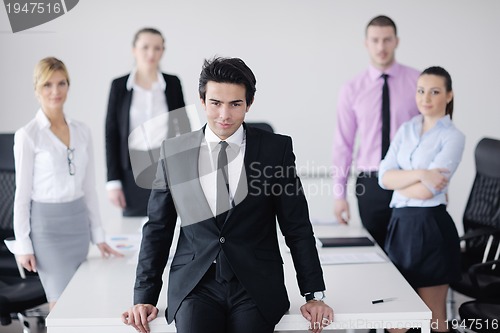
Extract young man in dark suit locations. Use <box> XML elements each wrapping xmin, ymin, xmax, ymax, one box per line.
<box><xmin>122</xmin><ymin>57</ymin><xmax>333</xmax><ymax>333</ymax></box>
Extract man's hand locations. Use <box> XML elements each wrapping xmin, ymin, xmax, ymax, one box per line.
<box><xmin>334</xmin><ymin>199</ymin><xmax>350</xmax><ymax>224</ymax></box>
<box><xmin>108</xmin><ymin>188</ymin><xmax>127</xmax><ymax>209</ymax></box>
<box><xmin>300</xmin><ymin>300</ymin><xmax>334</xmax><ymax>333</ymax></box>
<box><xmin>121</xmin><ymin>304</ymin><xmax>158</xmax><ymax>333</ymax></box>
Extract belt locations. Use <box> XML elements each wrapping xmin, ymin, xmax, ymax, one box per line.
<box><xmin>358</xmin><ymin>171</ymin><xmax>379</xmax><ymax>178</ymax></box>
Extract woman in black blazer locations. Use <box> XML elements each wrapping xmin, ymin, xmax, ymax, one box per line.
<box><xmin>105</xmin><ymin>28</ymin><xmax>190</xmax><ymax>216</ymax></box>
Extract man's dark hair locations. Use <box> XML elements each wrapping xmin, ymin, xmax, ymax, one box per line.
<box><xmin>421</xmin><ymin>66</ymin><xmax>454</xmax><ymax>119</ymax></box>
<box><xmin>198</xmin><ymin>57</ymin><xmax>256</xmax><ymax>106</ymax></box>
<box><xmin>366</xmin><ymin>15</ymin><xmax>397</xmax><ymax>36</ymax></box>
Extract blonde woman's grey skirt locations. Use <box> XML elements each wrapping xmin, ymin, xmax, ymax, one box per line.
<box><xmin>30</xmin><ymin>197</ymin><xmax>90</xmax><ymax>302</ymax></box>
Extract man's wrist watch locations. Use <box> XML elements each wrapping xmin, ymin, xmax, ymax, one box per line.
<box><xmin>305</xmin><ymin>291</ymin><xmax>326</xmax><ymax>302</ymax></box>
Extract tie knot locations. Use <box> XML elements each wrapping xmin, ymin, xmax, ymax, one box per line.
<box><xmin>219</xmin><ymin>141</ymin><xmax>229</xmax><ymax>151</ymax></box>
<box><xmin>381</xmin><ymin>74</ymin><xmax>389</xmax><ymax>81</ymax></box>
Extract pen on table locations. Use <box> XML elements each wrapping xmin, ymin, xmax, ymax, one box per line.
<box><xmin>372</xmin><ymin>297</ymin><xmax>396</xmax><ymax>304</ymax></box>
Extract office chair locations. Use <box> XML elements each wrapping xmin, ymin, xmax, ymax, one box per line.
<box><xmin>459</xmin><ymin>300</ymin><xmax>500</xmax><ymax>333</ymax></box>
<box><xmin>449</xmin><ymin>137</ymin><xmax>500</xmax><ymax>317</ymax></box>
<box><xmin>458</xmin><ymin>260</ymin><xmax>500</xmax><ymax>333</ymax></box>
<box><xmin>461</xmin><ymin>138</ymin><xmax>500</xmax><ymax>256</ymax></box>
<box><xmin>0</xmin><ymin>133</ymin><xmax>20</xmax><ymax>276</ymax></box>
<box><xmin>246</xmin><ymin>122</ymin><xmax>275</xmax><ymax>133</ymax></box>
<box><xmin>0</xmin><ymin>133</ymin><xmax>48</xmax><ymax>333</ymax></box>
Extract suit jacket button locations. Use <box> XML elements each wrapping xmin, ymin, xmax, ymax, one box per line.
<box><xmin>219</xmin><ymin>237</ymin><xmax>225</xmax><ymax>243</ymax></box>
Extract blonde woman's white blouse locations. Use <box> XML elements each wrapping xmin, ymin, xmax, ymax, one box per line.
<box><xmin>6</xmin><ymin>109</ymin><xmax>105</xmax><ymax>255</ymax></box>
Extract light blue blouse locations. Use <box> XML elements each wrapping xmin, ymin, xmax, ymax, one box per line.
<box><xmin>378</xmin><ymin>114</ymin><xmax>465</xmax><ymax>208</ymax></box>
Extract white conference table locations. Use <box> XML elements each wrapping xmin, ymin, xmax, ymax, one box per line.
<box><xmin>46</xmin><ymin>219</ymin><xmax>431</xmax><ymax>332</ymax></box>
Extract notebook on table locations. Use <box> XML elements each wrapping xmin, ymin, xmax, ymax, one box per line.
<box><xmin>318</xmin><ymin>237</ymin><xmax>375</xmax><ymax>247</ymax></box>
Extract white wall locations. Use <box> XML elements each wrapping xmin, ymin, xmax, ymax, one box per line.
<box><xmin>1</xmin><ymin>0</ymin><xmax>499</xmax><ymax>233</ymax></box>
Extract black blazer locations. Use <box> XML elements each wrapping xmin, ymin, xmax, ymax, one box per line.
<box><xmin>105</xmin><ymin>73</ymin><xmax>186</xmax><ymax>182</ymax></box>
<box><xmin>134</xmin><ymin>124</ymin><xmax>325</xmax><ymax>326</ymax></box>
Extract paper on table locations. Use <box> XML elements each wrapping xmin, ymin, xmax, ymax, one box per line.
<box><xmin>109</xmin><ymin>234</ymin><xmax>176</xmax><ymax>265</ymax></box>
<box><xmin>319</xmin><ymin>252</ymin><xmax>386</xmax><ymax>265</ymax></box>
<box><xmin>106</xmin><ymin>234</ymin><xmax>142</xmax><ymax>252</ymax></box>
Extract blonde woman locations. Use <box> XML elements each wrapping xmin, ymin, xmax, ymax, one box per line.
<box><xmin>6</xmin><ymin>57</ymin><xmax>122</xmax><ymax>310</ymax></box>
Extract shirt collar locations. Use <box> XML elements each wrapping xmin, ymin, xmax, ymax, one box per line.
<box><xmin>35</xmin><ymin>108</ymin><xmax>72</xmax><ymax>129</ymax></box>
<box><xmin>126</xmin><ymin>69</ymin><xmax>166</xmax><ymax>91</ymax></box>
<box><xmin>437</xmin><ymin>114</ymin><xmax>452</xmax><ymax>127</ymax></box>
<box><xmin>204</xmin><ymin>124</ymin><xmax>245</xmax><ymax>153</ymax></box>
<box><xmin>412</xmin><ymin>114</ymin><xmax>452</xmax><ymax>132</ymax></box>
<box><xmin>368</xmin><ymin>61</ymin><xmax>400</xmax><ymax>81</ymax></box>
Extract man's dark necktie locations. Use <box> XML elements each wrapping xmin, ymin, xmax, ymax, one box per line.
<box><xmin>215</xmin><ymin>141</ymin><xmax>234</xmax><ymax>282</ymax></box>
<box><xmin>381</xmin><ymin>74</ymin><xmax>390</xmax><ymax>159</ymax></box>
<box><xmin>216</xmin><ymin>141</ymin><xmax>230</xmax><ymax>228</ymax></box>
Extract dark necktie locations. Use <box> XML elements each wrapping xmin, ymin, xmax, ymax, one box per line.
<box><xmin>381</xmin><ymin>74</ymin><xmax>390</xmax><ymax>159</ymax></box>
<box><xmin>216</xmin><ymin>141</ymin><xmax>230</xmax><ymax>228</ymax></box>
<box><xmin>215</xmin><ymin>141</ymin><xmax>234</xmax><ymax>282</ymax></box>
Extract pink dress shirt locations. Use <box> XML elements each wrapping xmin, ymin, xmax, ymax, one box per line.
<box><xmin>332</xmin><ymin>62</ymin><xmax>420</xmax><ymax>199</ymax></box>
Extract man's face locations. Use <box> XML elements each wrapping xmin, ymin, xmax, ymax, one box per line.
<box><xmin>365</xmin><ymin>25</ymin><xmax>399</xmax><ymax>70</ymax></box>
<box><xmin>201</xmin><ymin>81</ymin><xmax>250</xmax><ymax>140</ymax></box>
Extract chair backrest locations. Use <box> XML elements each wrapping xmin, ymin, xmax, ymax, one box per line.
<box><xmin>0</xmin><ymin>134</ymin><xmax>48</xmax><ymax>325</ymax></box>
<box><xmin>463</xmin><ymin>137</ymin><xmax>500</xmax><ymax>252</ymax></box>
<box><xmin>246</xmin><ymin>122</ymin><xmax>274</xmax><ymax>133</ymax></box>
<box><xmin>0</xmin><ymin>134</ymin><xmax>15</xmax><ymax>240</ymax></box>
<box><xmin>0</xmin><ymin>134</ymin><xmax>14</xmax><ymax>173</ymax></box>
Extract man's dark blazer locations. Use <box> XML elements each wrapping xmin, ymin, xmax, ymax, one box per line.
<box><xmin>105</xmin><ymin>73</ymin><xmax>187</xmax><ymax>183</ymax></box>
<box><xmin>134</xmin><ymin>124</ymin><xmax>325</xmax><ymax>326</ymax></box>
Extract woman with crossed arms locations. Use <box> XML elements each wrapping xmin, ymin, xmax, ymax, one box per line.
<box><xmin>379</xmin><ymin>66</ymin><xmax>465</xmax><ymax>333</ymax></box>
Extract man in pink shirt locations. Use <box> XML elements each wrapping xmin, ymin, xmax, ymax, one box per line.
<box><xmin>332</xmin><ymin>15</ymin><xmax>419</xmax><ymax>247</ymax></box>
